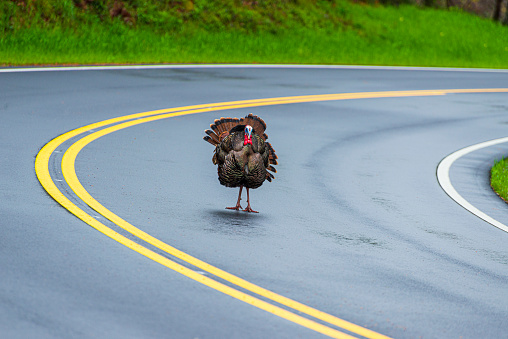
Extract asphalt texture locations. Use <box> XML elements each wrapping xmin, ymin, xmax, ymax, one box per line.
<box><xmin>1</xmin><ymin>66</ymin><xmax>508</xmax><ymax>339</ymax></box>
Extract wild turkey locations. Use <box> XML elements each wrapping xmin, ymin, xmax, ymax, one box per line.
<box><xmin>203</xmin><ymin>113</ymin><xmax>278</xmax><ymax>213</ymax></box>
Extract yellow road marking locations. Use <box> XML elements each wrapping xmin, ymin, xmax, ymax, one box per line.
<box><xmin>62</xmin><ymin>115</ymin><xmax>388</xmax><ymax>339</ymax></box>
<box><xmin>36</xmin><ymin>88</ymin><xmax>508</xmax><ymax>339</ymax></box>
<box><xmin>35</xmin><ymin>121</ymin><xmax>359</xmax><ymax>339</ymax></box>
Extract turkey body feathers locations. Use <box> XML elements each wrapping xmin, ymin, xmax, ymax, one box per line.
<box><xmin>203</xmin><ymin>114</ymin><xmax>277</xmax><ymax>212</ymax></box>
<box><xmin>216</xmin><ymin>133</ymin><xmax>268</xmax><ymax>189</ymax></box>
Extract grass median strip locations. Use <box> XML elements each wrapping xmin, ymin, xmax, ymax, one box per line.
<box><xmin>491</xmin><ymin>158</ymin><xmax>508</xmax><ymax>202</ymax></box>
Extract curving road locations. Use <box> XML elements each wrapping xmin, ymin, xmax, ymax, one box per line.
<box><xmin>1</xmin><ymin>65</ymin><xmax>508</xmax><ymax>339</ymax></box>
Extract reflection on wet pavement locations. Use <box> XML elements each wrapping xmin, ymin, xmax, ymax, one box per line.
<box><xmin>203</xmin><ymin>209</ymin><xmax>267</xmax><ymax>237</ymax></box>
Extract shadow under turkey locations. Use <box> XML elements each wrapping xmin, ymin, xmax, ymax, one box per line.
<box><xmin>203</xmin><ymin>210</ymin><xmax>267</xmax><ymax>237</ymax></box>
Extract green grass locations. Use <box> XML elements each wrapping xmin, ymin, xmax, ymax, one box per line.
<box><xmin>491</xmin><ymin>158</ymin><xmax>508</xmax><ymax>203</ymax></box>
<box><xmin>1</xmin><ymin>0</ymin><xmax>508</xmax><ymax>67</ymax></box>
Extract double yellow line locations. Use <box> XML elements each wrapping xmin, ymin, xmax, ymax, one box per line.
<box><xmin>35</xmin><ymin>89</ymin><xmax>508</xmax><ymax>338</ymax></box>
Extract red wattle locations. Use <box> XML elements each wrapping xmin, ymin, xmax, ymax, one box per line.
<box><xmin>244</xmin><ymin>135</ymin><xmax>252</xmax><ymax>145</ymax></box>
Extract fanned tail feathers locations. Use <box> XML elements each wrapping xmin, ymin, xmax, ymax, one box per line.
<box><xmin>203</xmin><ymin>113</ymin><xmax>268</xmax><ymax>145</ymax></box>
<box><xmin>266</xmin><ymin>142</ymin><xmax>277</xmax><ymax>166</ymax></box>
<box><xmin>203</xmin><ymin>129</ymin><xmax>219</xmax><ymax>145</ymax></box>
<box><xmin>265</xmin><ymin>142</ymin><xmax>277</xmax><ymax>182</ymax></box>
<box><xmin>203</xmin><ymin>117</ymin><xmax>240</xmax><ymax>146</ymax></box>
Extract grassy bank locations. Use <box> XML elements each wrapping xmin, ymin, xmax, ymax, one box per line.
<box><xmin>1</xmin><ymin>0</ymin><xmax>508</xmax><ymax>67</ymax></box>
<box><xmin>491</xmin><ymin>159</ymin><xmax>508</xmax><ymax>203</ymax></box>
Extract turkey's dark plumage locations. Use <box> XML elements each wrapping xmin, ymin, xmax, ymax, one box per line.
<box><xmin>203</xmin><ymin>114</ymin><xmax>277</xmax><ymax>213</ymax></box>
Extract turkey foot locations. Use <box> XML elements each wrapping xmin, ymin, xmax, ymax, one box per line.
<box><xmin>243</xmin><ymin>205</ymin><xmax>258</xmax><ymax>213</ymax></box>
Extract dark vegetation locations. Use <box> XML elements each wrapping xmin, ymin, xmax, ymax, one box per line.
<box><xmin>2</xmin><ymin>0</ymin><xmax>507</xmax><ymax>34</ymax></box>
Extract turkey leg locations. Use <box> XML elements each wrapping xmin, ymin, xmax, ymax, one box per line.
<box><xmin>226</xmin><ymin>186</ymin><xmax>243</xmax><ymax>211</ymax></box>
<box><xmin>243</xmin><ymin>187</ymin><xmax>258</xmax><ymax>213</ymax></box>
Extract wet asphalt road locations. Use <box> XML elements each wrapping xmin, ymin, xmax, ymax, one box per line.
<box><xmin>1</xmin><ymin>66</ymin><xmax>508</xmax><ymax>339</ymax></box>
